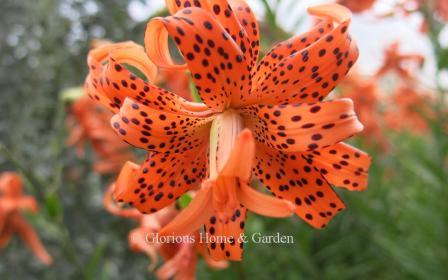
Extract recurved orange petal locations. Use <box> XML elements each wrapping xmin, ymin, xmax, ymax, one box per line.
<box><xmin>145</xmin><ymin>7</ymin><xmax>251</xmax><ymax>111</ymax></box>
<box><xmin>249</xmin><ymin>4</ymin><xmax>358</xmax><ymax>106</ymax></box>
<box><xmin>242</xmin><ymin>98</ymin><xmax>363</xmax><ymax>152</ymax></box>
<box><xmin>204</xmin><ymin>204</ymin><xmax>247</xmax><ymax>261</ymax></box>
<box><xmin>159</xmin><ymin>186</ymin><xmax>214</xmax><ymax>236</ymax></box>
<box><xmin>165</xmin><ymin>0</ymin><xmax>211</xmax><ymax>15</ymax></box>
<box><xmin>253</xmin><ymin>145</ymin><xmax>346</xmax><ymax>229</ymax></box>
<box><xmin>13</xmin><ymin>216</ymin><xmax>53</xmax><ymax>266</ymax></box>
<box><xmin>113</xmin><ymin>161</ymin><xmax>141</xmax><ymax>203</ymax></box>
<box><xmin>103</xmin><ymin>183</ymin><xmax>141</xmax><ymax>219</ymax></box>
<box><xmin>87</xmin><ymin>41</ymin><xmax>212</xmax><ymax>117</ymax></box>
<box><xmin>252</xmin><ymin>20</ymin><xmax>332</xmax><ymax>89</ymax></box>
<box><xmin>229</xmin><ymin>0</ymin><xmax>260</xmax><ymax>69</ymax></box>
<box><xmin>117</xmin><ymin>147</ymin><xmax>208</xmax><ymax>214</ymax></box>
<box><xmin>110</xmin><ymin>97</ymin><xmax>213</xmax><ymax>153</ymax></box>
<box><xmin>195</xmin><ymin>241</ymin><xmax>229</xmax><ymax>269</ymax></box>
<box><xmin>304</xmin><ymin>142</ymin><xmax>371</xmax><ymax>191</ymax></box>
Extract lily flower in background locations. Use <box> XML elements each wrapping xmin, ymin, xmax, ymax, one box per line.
<box><xmin>104</xmin><ymin>183</ymin><xmax>228</xmax><ymax>278</ymax></box>
<box><xmin>338</xmin><ymin>73</ymin><xmax>388</xmax><ymax>150</ymax></box>
<box><xmin>435</xmin><ymin>0</ymin><xmax>448</xmax><ymax>21</ymax></box>
<box><xmin>375</xmin><ymin>42</ymin><xmax>424</xmax><ymax>80</ymax></box>
<box><xmin>384</xmin><ymin>85</ymin><xmax>434</xmax><ymax>134</ymax></box>
<box><xmin>373</xmin><ymin>41</ymin><xmax>433</xmax><ymax>136</ymax></box>
<box><xmin>157</xmin><ymin>68</ymin><xmax>193</xmax><ymax>101</ymax></box>
<box><xmin>66</xmin><ymin>94</ymin><xmax>135</xmax><ymax>174</ymax></box>
<box><xmin>0</xmin><ymin>172</ymin><xmax>53</xmax><ymax>266</ymax></box>
<box><xmin>85</xmin><ymin>1</ymin><xmax>371</xmax><ymax>260</ymax></box>
<box><xmin>392</xmin><ymin>0</ymin><xmax>448</xmax><ymax>23</ymax></box>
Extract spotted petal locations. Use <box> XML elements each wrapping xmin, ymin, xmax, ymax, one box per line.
<box><xmin>110</xmin><ymin>98</ymin><xmax>213</xmax><ymax>153</ymax></box>
<box><xmin>165</xmin><ymin>0</ymin><xmax>258</xmax><ymax>69</ymax></box>
<box><xmin>241</xmin><ymin>98</ymin><xmax>364</xmax><ymax>153</ymax></box>
<box><xmin>101</xmin><ymin>55</ymin><xmax>213</xmax><ymax>117</ymax></box>
<box><xmin>86</xmin><ymin>41</ymin><xmax>210</xmax><ymax>116</ymax></box>
<box><xmin>85</xmin><ymin>58</ymin><xmax>120</xmax><ymax>112</ymax></box>
<box><xmin>145</xmin><ymin>7</ymin><xmax>251</xmax><ymax>110</ymax></box>
<box><xmin>229</xmin><ymin>0</ymin><xmax>260</xmax><ymax>69</ymax></box>
<box><xmin>253</xmin><ymin>145</ymin><xmax>346</xmax><ymax>229</ymax></box>
<box><xmin>252</xmin><ymin>20</ymin><xmax>332</xmax><ymax>89</ymax></box>
<box><xmin>204</xmin><ymin>205</ymin><xmax>247</xmax><ymax>261</ymax></box>
<box><xmin>165</xmin><ymin>0</ymin><xmax>211</xmax><ymax>15</ymax></box>
<box><xmin>249</xmin><ymin>4</ymin><xmax>358</xmax><ymax>106</ymax></box>
<box><xmin>115</xmin><ymin>147</ymin><xmax>208</xmax><ymax>214</ymax></box>
<box><xmin>304</xmin><ymin>142</ymin><xmax>371</xmax><ymax>191</ymax></box>
<box><xmin>207</xmin><ymin>0</ymin><xmax>255</xmax><ymax>72</ymax></box>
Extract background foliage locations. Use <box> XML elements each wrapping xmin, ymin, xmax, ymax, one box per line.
<box><xmin>0</xmin><ymin>0</ymin><xmax>447</xmax><ymax>279</ymax></box>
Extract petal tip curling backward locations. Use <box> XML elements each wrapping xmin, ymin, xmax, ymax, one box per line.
<box><xmin>113</xmin><ymin>161</ymin><xmax>140</xmax><ymax>202</ymax></box>
<box><xmin>145</xmin><ymin>18</ymin><xmax>188</xmax><ymax>71</ymax></box>
<box><xmin>307</xmin><ymin>3</ymin><xmax>352</xmax><ymax>23</ymax></box>
<box><xmin>342</xmin><ymin>97</ymin><xmax>365</xmax><ymax>134</ymax></box>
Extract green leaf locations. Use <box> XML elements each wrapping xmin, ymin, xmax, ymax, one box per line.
<box><xmin>83</xmin><ymin>243</ymin><xmax>106</xmax><ymax>280</ymax></box>
<box><xmin>189</xmin><ymin>77</ymin><xmax>203</xmax><ymax>103</ymax></box>
<box><xmin>45</xmin><ymin>192</ymin><xmax>63</xmax><ymax>220</ymax></box>
<box><xmin>437</xmin><ymin>47</ymin><xmax>448</xmax><ymax>70</ymax></box>
<box><xmin>178</xmin><ymin>193</ymin><xmax>192</xmax><ymax>209</ymax></box>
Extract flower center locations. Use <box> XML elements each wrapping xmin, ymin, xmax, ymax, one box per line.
<box><xmin>209</xmin><ymin>109</ymin><xmax>244</xmax><ymax>179</ymax></box>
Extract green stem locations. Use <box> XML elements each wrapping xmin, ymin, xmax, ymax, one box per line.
<box><xmin>420</xmin><ymin>4</ymin><xmax>446</xmax><ymax>106</ymax></box>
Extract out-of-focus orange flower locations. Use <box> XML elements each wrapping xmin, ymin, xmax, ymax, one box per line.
<box><xmin>85</xmin><ymin>2</ymin><xmax>371</xmax><ymax>260</ymax></box>
<box><xmin>436</xmin><ymin>0</ymin><xmax>448</xmax><ymax>21</ymax></box>
<box><xmin>375</xmin><ymin>42</ymin><xmax>424</xmax><ymax>80</ymax></box>
<box><xmin>337</xmin><ymin>0</ymin><xmax>376</xmax><ymax>13</ymax></box>
<box><xmin>339</xmin><ymin>73</ymin><xmax>388</xmax><ymax>150</ymax></box>
<box><xmin>66</xmin><ymin>95</ymin><xmax>134</xmax><ymax>174</ymax></box>
<box><xmin>384</xmin><ymin>85</ymin><xmax>434</xmax><ymax>134</ymax></box>
<box><xmin>157</xmin><ymin>69</ymin><xmax>193</xmax><ymax>101</ymax></box>
<box><xmin>0</xmin><ymin>172</ymin><xmax>53</xmax><ymax>266</ymax></box>
<box><xmin>385</xmin><ymin>0</ymin><xmax>446</xmax><ymax>32</ymax></box>
<box><xmin>409</xmin><ymin>0</ymin><xmax>448</xmax><ymax>22</ymax></box>
<box><xmin>104</xmin><ymin>183</ymin><xmax>227</xmax><ymax>278</ymax></box>
<box><xmin>156</xmin><ymin>230</ymin><xmax>228</xmax><ymax>280</ymax></box>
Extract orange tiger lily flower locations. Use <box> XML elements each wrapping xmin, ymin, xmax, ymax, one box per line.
<box><xmin>384</xmin><ymin>85</ymin><xmax>434</xmax><ymax>134</ymax></box>
<box><xmin>67</xmin><ymin>95</ymin><xmax>135</xmax><ymax>174</ymax></box>
<box><xmin>85</xmin><ymin>0</ymin><xmax>371</xmax><ymax>257</ymax></box>
<box><xmin>0</xmin><ymin>172</ymin><xmax>53</xmax><ymax>266</ymax></box>
<box><xmin>337</xmin><ymin>0</ymin><xmax>376</xmax><ymax>13</ymax></box>
<box><xmin>104</xmin><ymin>184</ymin><xmax>228</xmax><ymax>277</ymax></box>
<box><xmin>375</xmin><ymin>42</ymin><xmax>424</xmax><ymax>80</ymax></box>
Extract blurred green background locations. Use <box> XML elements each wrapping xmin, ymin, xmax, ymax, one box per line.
<box><xmin>0</xmin><ymin>0</ymin><xmax>447</xmax><ymax>279</ymax></box>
